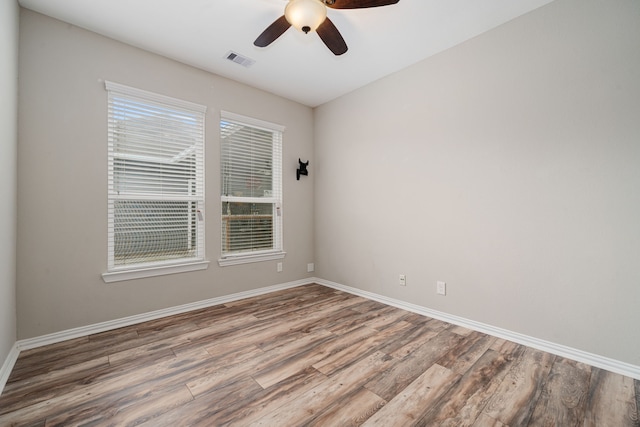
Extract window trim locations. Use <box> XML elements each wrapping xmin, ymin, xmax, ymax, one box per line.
<box><xmin>103</xmin><ymin>81</ymin><xmax>208</xmax><ymax>282</ymax></box>
<box><xmin>218</xmin><ymin>251</ymin><xmax>285</xmax><ymax>267</ymax></box>
<box><xmin>218</xmin><ymin>111</ymin><xmax>285</xmax><ymax>266</ymax></box>
<box><xmin>102</xmin><ymin>260</ymin><xmax>210</xmax><ymax>283</ymax></box>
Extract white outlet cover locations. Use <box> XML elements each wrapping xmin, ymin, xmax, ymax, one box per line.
<box><xmin>307</xmin><ymin>263</ymin><xmax>315</xmax><ymax>272</ymax></box>
<box><xmin>437</xmin><ymin>281</ymin><xmax>446</xmax><ymax>295</ymax></box>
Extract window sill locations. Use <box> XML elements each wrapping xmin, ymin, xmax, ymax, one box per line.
<box><xmin>102</xmin><ymin>260</ymin><xmax>210</xmax><ymax>283</ymax></box>
<box><xmin>218</xmin><ymin>251</ymin><xmax>286</xmax><ymax>267</ymax></box>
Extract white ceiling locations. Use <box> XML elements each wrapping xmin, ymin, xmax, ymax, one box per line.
<box><xmin>18</xmin><ymin>0</ymin><xmax>554</xmax><ymax>107</ymax></box>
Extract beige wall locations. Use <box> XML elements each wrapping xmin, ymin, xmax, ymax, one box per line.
<box><xmin>0</xmin><ymin>0</ymin><xmax>19</xmax><ymax>364</ymax></box>
<box><xmin>17</xmin><ymin>9</ymin><xmax>315</xmax><ymax>339</ymax></box>
<box><xmin>15</xmin><ymin>0</ymin><xmax>640</xmax><ymax>369</ymax></box>
<box><xmin>315</xmin><ymin>0</ymin><xmax>640</xmax><ymax>365</ymax></box>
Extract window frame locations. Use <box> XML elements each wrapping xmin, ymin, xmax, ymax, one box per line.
<box><xmin>102</xmin><ymin>81</ymin><xmax>209</xmax><ymax>283</ymax></box>
<box><xmin>218</xmin><ymin>111</ymin><xmax>285</xmax><ymax>266</ymax></box>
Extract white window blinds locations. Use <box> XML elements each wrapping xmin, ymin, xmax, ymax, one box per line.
<box><xmin>106</xmin><ymin>81</ymin><xmax>206</xmax><ymax>271</ymax></box>
<box><xmin>220</xmin><ymin>111</ymin><xmax>284</xmax><ymax>259</ymax></box>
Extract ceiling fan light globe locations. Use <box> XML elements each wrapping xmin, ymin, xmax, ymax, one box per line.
<box><xmin>285</xmin><ymin>0</ymin><xmax>327</xmax><ymax>33</ymax></box>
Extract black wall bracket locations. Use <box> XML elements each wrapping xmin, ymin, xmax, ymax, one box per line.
<box><xmin>297</xmin><ymin>158</ymin><xmax>309</xmax><ymax>181</ymax></box>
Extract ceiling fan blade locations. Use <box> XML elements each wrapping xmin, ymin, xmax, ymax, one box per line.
<box><xmin>325</xmin><ymin>0</ymin><xmax>399</xmax><ymax>9</ymax></box>
<box><xmin>254</xmin><ymin>15</ymin><xmax>291</xmax><ymax>47</ymax></box>
<box><xmin>316</xmin><ymin>17</ymin><xmax>348</xmax><ymax>56</ymax></box>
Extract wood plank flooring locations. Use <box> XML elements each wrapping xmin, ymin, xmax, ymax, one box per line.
<box><xmin>1</xmin><ymin>284</ymin><xmax>638</xmax><ymax>426</ymax></box>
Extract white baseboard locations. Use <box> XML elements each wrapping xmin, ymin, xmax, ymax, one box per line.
<box><xmin>17</xmin><ymin>278</ymin><xmax>313</xmax><ymax>351</ymax></box>
<box><xmin>0</xmin><ymin>342</ymin><xmax>20</xmax><ymax>394</ymax></box>
<box><xmin>3</xmin><ymin>276</ymin><xmax>638</xmax><ymax>398</ymax></box>
<box><xmin>315</xmin><ymin>277</ymin><xmax>640</xmax><ymax>381</ymax></box>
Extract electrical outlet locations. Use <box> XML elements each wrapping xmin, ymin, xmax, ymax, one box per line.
<box><xmin>277</xmin><ymin>262</ymin><xmax>283</xmax><ymax>273</ymax></box>
<box><xmin>437</xmin><ymin>281</ymin><xmax>446</xmax><ymax>295</ymax></box>
<box><xmin>307</xmin><ymin>263</ymin><xmax>315</xmax><ymax>273</ymax></box>
<box><xmin>399</xmin><ymin>274</ymin><xmax>406</xmax><ymax>286</ymax></box>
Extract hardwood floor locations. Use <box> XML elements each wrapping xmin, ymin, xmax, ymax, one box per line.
<box><xmin>1</xmin><ymin>284</ymin><xmax>638</xmax><ymax>426</ymax></box>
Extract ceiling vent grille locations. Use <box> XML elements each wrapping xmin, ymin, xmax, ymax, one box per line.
<box><xmin>225</xmin><ymin>51</ymin><xmax>255</xmax><ymax>68</ymax></box>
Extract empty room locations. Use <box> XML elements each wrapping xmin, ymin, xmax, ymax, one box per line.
<box><xmin>1</xmin><ymin>0</ymin><xmax>639</xmax><ymax>425</ymax></box>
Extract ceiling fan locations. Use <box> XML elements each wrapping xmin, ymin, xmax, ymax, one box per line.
<box><xmin>254</xmin><ymin>0</ymin><xmax>400</xmax><ymax>56</ymax></box>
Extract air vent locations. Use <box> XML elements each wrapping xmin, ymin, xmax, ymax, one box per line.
<box><xmin>225</xmin><ymin>51</ymin><xmax>255</xmax><ymax>68</ymax></box>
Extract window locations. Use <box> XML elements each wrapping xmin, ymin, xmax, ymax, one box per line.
<box><xmin>103</xmin><ymin>81</ymin><xmax>208</xmax><ymax>282</ymax></box>
<box><xmin>219</xmin><ymin>111</ymin><xmax>285</xmax><ymax>266</ymax></box>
